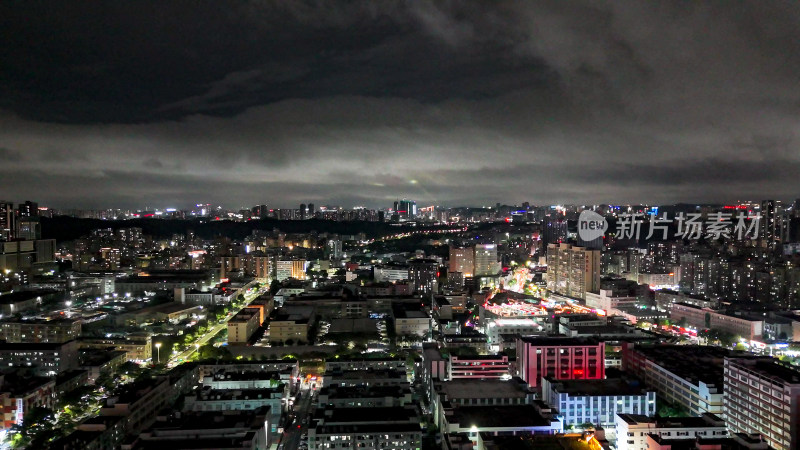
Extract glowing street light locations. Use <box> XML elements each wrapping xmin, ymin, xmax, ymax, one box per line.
<box><xmin>155</xmin><ymin>342</ymin><xmax>162</xmax><ymax>363</ymax></box>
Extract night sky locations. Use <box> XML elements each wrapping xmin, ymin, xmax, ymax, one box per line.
<box><xmin>1</xmin><ymin>1</ymin><xmax>799</xmax><ymax>209</ymax></box>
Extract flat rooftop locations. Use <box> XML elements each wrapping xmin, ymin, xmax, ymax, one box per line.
<box><xmin>393</xmin><ymin>309</ymin><xmax>428</xmax><ymax>319</ymax></box>
<box><xmin>315</xmin><ymin>406</ymin><xmax>417</xmax><ymax>423</ymax></box>
<box><xmin>732</xmin><ymin>359</ymin><xmax>800</xmax><ymax>384</ymax></box>
<box><xmin>633</xmin><ymin>344</ymin><xmax>748</xmax><ymax>387</ymax></box>
<box><xmin>320</xmin><ymin>385</ymin><xmax>410</xmax><ymax>399</ymax></box>
<box><xmin>616</xmin><ymin>413</ymin><xmax>725</xmax><ymax>428</ymax></box>
<box><xmin>517</xmin><ymin>336</ymin><xmax>602</xmax><ymax>346</ymax></box>
<box><xmin>436</xmin><ymin>379</ymin><xmax>527</xmax><ymax>399</ymax></box>
<box><xmin>448</xmin><ymin>405</ymin><xmax>553</xmax><ymax>428</ymax></box>
<box><xmin>547</xmin><ymin>378</ymin><xmax>651</xmax><ymax>396</ymax></box>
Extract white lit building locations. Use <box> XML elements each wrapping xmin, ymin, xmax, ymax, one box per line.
<box><xmin>615</xmin><ymin>413</ymin><xmax>728</xmax><ymax>450</ymax></box>
<box><xmin>542</xmin><ymin>377</ymin><xmax>656</xmax><ymax>429</ymax></box>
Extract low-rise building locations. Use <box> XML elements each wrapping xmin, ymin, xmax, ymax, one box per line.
<box><xmin>542</xmin><ymin>377</ymin><xmax>656</xmax><ymax>428</ymax></box>
<box><xmin>123</xmin><ymin>408</ymin><xmax>271</xmax><ymax>450</ymax></box>
<box><xmin>392</xmin><ymin>306</ymin><xmax>431</xmax><ymax>337</ymax></box>
<box><xmin>227</xmin><ymin>309</ymin><xmax>260</xmax><ymax>344</ymax></box>
<box><xmin>448</xmin><ymin>354</ymin><xmax>510</xmax><ymax>380</ymax></box>
<box><xmin>622</xmin><ymin>343</ymin><xmax>740</xmax><ymax>416</ymax></box>
<box><xmin>184</xmin><ymin>386</ymin><xmax>284</xmax><ymax>435</ymax></box>
<box><xmin>113</xmin><ymin>302</ymin><xmax>203</xmax><ymax>327</ymax></box>
<box><xmin>441</xmin><ymin>404</ymin><xmax>563</xmax><ymax>439</ymax></box>
<box><xmin>516</xmin><ymin>336</ymin><xmax>605</xmax><ymax>389</ymax></box>
<box><xmin>0</xmin><ymin>371</ymin><xmax>55</xmax><ymax>433</ymax></box>
<box><xmin>80</xmin><ymin>350</ymin><xmax>127</xmax><ymax>384</ymax></box>
<box><xmin>323</xmin><ymin>368</ymin><xmax>408</xmax><ymax>388</ymax></box>
<box><xmin>615</xmin><ymin>413</ymin><xmax>728</xmax><ymax>450</ymax></box>
<box><xmin>670</xmin><ymin>303</ymin><xmax>763</xmax><ymax>341</ymax></box>
<box><xmin>317</xmin><ymin>385</ymin><xmax>413</xmax><ymax>408</ymax></box>
<box><xmin>309</xmin><ymin>406</ymin><xmax>422</xmax><ymax>450</ymax></box>
<box><xmin>202</xmin><ymin>370</ymin><xmax>285</xmax><ymax>391</ymax></box>
<box><xmin>0</xmin><ymin>340</ymin><xmax>79</xmax><ymax>376</ymax></box>
<box><xmin>0</xmin><ymin>317</ymin><xmax>81</xmax><ymax>343</ymax></box>
<box><xmin>80</xmin><ymin>334</ymin><xmax>153</xmax><ymax>362</ymax></box>
<box><xmin>432</xmin><ymin>379</ymin><xmax>533</xmax><ymax>430</ymax></box>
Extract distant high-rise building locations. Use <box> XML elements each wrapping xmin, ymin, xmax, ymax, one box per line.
<box><xmin>393</xmin><ymin>199</ymin><xmax>417</xmax><ymax>221</ymax></box>
<box><xmin>546</xmin><ymin>243</ymin><xmax>601</xmax><ymax>300</ymax></box>
<box><xmin>760</xmin><ymin>200</ymin><xmax>783</xmax><ymax>250</ymax></box>
<box><xmin>300</xmin><ymin>204</ymin><xmax>307</xmax><ymax>220</ymax></box>
<box><xmin>409</xmin><ymin>259</ymin><xmax>438</xmax><ymax>295</ymax></box>
<box><xmin>473</xmin><ymin>244</ymin><xmax>500</xmax><ymax>277</ymax></box>
<box><xmin>251</xmin><ymin>204</ymin><xmax>268</xmax><ymax>219</ymax></box>
<box><xmin>17</xmin><ymin>201</ymin><xmax>38</xmax><ymax>218</ymax></box>
<box><xmin>543</xmin><ymin>216</ymin><xmax>568</xmax><ymax>246</ymax></box>
<box><xmin>0</xmin><ymin>201</ymin><xmax>14</xmax><ymax>241</ymax></box>
<box><xmin>448</xmin><ymin>246</ymin><xmax>474</xmax><ymax>278</ymax></box>
<box><xmin>308</xmin><ymin>203</ymin><xmax>315</xmax><ymax>218</ymax></box>
<box><xmin>15</xmin><ymin>219</ymin><xmax>41</xmax><ymax>240</ymax></box>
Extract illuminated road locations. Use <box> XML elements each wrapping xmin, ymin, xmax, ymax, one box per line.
<box><xmin>280</xmin><ymin>385</ymin><xmax>314</xmax><ymax>450</ymax></box>
<box><xmin>167</xmin><ymin>279</ymin><xmax>268</xmax><ymax>366</ymax></box>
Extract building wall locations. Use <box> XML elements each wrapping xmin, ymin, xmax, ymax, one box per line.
<box><xmin>670</xmin><ymin>303</ymin><xmax>763</xmax><ymax>340</ymax></box>
<box><xmin>546</xmin><ymin>244</ymin><xmax>600</xmax><ymax>301</ymax></box>
<box><xmin>516</xmin><ymin>339</ymin><xmax>605</xmax><ymax>389</ymax></box>
<box><xmin>228</xmin><ymin>311</ymin><xmax>260</xmax><ymax>344</ymax></box>
<box><xmin>614</xmin><ymin>414</ymin><xmax>728</xmax><ymax>450</ymax></box>
<box><xmin>724</xmin><ymin>358</ymin><xmax>800</xmax><ymax>450</ymax></box>
<box><xmin>542</xmin><ymin>379</ymin><xmax>656</xmax><ymax>428</ymax></box>
<box><xmin>621</xmin><ymin>343</ymin><xmax>723</xmax><ymax>416</ymax></box>
<box><xmin>0</xmin><ymin>320</ymin><xmax>81</xmax><ymax>343</ymax></box>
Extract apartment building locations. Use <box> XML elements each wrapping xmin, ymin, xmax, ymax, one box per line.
<box><xmin>546</xmin><ymin>243</ymin><xmax>600</xmax><ymax>301</ymax></box>
<box><xmin>227</xmin><ymin>309</ymin><xmax>260</xmax><ymax>344</ymax></box>
<box><xmin>0</xmin><ymin>340</ymin><xmax>79</xmax><ymax>376</ymax></box>
<box><xmin>622</xmin><ymin>343</ymin><xmax>729</xmax><ymax>416</ymax></box>
<box><xmin>0</xmin><ymin>318</ymin><xmax>81</xmax><ymax>343</ymax></box>
<box><xmin>724</xmin><ymin>357</ymin><xmax>800</xmax><ymax>450</ymax></box>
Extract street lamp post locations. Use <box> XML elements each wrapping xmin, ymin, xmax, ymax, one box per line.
<box><xmin>155</xmin><ymin>342</ymin><xmax>162</xmax><ymax>364</ymax></box>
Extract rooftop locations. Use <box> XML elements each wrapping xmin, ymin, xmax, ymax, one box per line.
<box><xmin>616</xmin><ymin>413</ymin><xmax>725</xmax><ymax>428</ymax></box>
<box><xmin>633</xmin><ymin>344</ymin><xmax>750</xmax><ymax>387</ymax></box>
<box><xmin>728</xmin><ymin>358</ymin><xmax>800</xmax><ymax>385</ymax></box>
<box><xmin>448</xmin><ymin>404</ymin><xmax>553</xmax><ymax>428</ymax></box>
<box><xmin>319</xmin><ymin>384</ymin><xmax>411</xmax><ymax>399</ymax></box>
<box><xmin>436</xmin><ymin>379</ymin><xmax>528</xmax><ymax>399</ymax></box>
<box><xmin>518</xmin><ymin>336</ymin><xmax>602</xmax><ymax>346</ymax></box>
<box><xmin>546</xmin><ymin>377</ymin><xmax>651</xmax><ymax>396</ymax></box>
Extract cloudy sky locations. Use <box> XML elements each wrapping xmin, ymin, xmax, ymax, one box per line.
<box><xmin>1</xmin><ymin>1</ymin><xmax>799</xmax><ymax>209</ymax></box>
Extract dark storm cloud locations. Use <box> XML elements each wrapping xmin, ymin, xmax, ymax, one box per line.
<box><xmin>0</xmin><ymin>1</ymin><xmax>799</xmax><ymax>208</ymax></box>
<box><xmin>0</xmin><ymin>147</ymin><xmax>22</xmax><ymax>162</ymax></box>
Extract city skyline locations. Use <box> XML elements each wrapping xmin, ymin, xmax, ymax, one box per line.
<box><xmin>1</xmin><ymin>2</ymin><xmax>799</xmax><ymax>208</ymax></box>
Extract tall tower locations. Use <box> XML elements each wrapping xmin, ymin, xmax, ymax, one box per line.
<box><xmin>760</xmin><ymin>200</ymin><xmax>782</xmax><ymax>250</ymax></box>
<box><xmin>0</xmin><ymin>201</ymin><xmax>15</xmax><ymax>241</ymax></box>
<box><xmin>473</xmin><ymin>244</ymin><xmax>500</xmax><ymax>277</ymax></box>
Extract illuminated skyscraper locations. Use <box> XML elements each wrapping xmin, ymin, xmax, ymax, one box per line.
<box><xmin>448</xmin><ymin>246</ymin><xmax>474</xmax><ymax>278</ymax></box>
<box><xmin>393</xmin><ymin>199</ymin><xmax>417</xmax><ymax>220</ymax></box>
<box><xmin>0</xmin><ymin>201</ymin><xmax>14</xmax><ymax>241</ymax></box>
<box><xmin>546</xmin><ymin>243</ymin><xmax>600</xmax><ymax>300</ymax></box>
<box><xmin>474</xmin><ymin>244</ymin><xmax>500</xmax><ymax>277</ymax></box>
